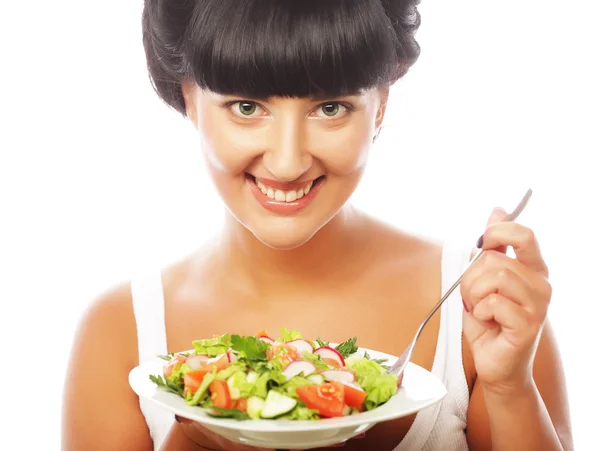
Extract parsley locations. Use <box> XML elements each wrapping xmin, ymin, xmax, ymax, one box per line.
<box><xmin>149</xmin><ymin>374</ymin><xmax>184</xmax><ymax>396</ymax></box>
<box><xmin>230</xmin><ymin>335</ymin><xmax>269</xmax><ymax>361</ymax></box>
<box><xmin>335</xmin><ymin>337</ymin><xmax>359</xmax><ymax>359</ymax></box>
<box><xmin>158</xmin><ymin>353</ymin><xmax>175</xmax><ymax>361</ymax></box>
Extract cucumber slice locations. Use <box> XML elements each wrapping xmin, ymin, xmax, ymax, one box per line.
<box><xmin>246</xmin><ymin>371</ymin><xmax>259</xmax><ymax>384</ymax></box>
<box><xmin>246</xmin><ymin>396</ymin><xmax>266</xmax><ymax>419</ymax></box>
<box><xmin>307</xmin><ymin>374</ymin><xmax>325</xmax><ymax>385</ymax></box>
<box><xmin>260</xmin><ymin>390</ymin><xmax>297</xmax><ymax>419</ymax></box>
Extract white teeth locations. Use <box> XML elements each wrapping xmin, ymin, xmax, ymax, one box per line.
<box><xmin>254</xmin><ymin>178</ymin><xmax>315</xmax><ymax>203</ymax></box>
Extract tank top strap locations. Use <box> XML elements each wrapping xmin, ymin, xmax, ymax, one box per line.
<box><xmin>130</xmin><ymin>270</ymin><xmax>172</xmax><ymax>451</ymax></box>
<box><xmin>131</xmin><ymin>270</ymin><xmax>168</xmax><ymax>363</ymax></box>
<box><xmin>394</xmin><ymin>242</ymin><xmax>472</xmax><ymax>450</ymax></box>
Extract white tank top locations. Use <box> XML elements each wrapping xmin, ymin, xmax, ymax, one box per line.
<box><xmin>131</xmin><ymin>244</ymin><xmax>471</xmax><ymax>451</ymax></box>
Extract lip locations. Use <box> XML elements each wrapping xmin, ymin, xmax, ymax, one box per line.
<box><xmin>247</xmin><ymin>175</ymin><xmax>325</xmax><ymax>214</ymax></box>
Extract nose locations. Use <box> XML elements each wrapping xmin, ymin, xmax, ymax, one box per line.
<box><xmin>262</xmin><ymin>117</ymin><xmax>312</xmax><ymax>182</ymax></box>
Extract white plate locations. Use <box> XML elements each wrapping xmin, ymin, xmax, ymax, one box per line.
<box><xmin>129</xmin><ymin>346</ymin><xmax>447</xmax><ymax>449</ymax></box>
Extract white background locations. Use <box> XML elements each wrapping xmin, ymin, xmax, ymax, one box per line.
<box><xmin>1</xmin><ymin>1</ymin><xmax>598</xmax><ymax>449</ymax></box>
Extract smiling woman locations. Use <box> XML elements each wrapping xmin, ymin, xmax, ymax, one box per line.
<box><xmin>59</xmin><ymin>1</ymin><xmax>573</xmax><ymax>451</ymax></box>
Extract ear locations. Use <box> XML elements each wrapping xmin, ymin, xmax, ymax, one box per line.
<box><xmin>181</xmin><ymin>79</ymin><xmax>199</xmax><ymax>127</ymax></box>
<box><xmin>375</xmin><ymin>86</ymin><xmax>390</xmax><ymax>130</ymax></box>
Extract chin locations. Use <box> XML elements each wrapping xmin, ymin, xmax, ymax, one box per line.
<box><xmin>247</xmin><ymin>220</ymin><xmax>324</xmax><ymax>250</ymax></box>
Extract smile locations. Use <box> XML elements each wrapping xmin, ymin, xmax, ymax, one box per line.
<box><xmin>247</xmin><ymin>175</ymin><xmax>325</xmax><ymax>214</ymax></box>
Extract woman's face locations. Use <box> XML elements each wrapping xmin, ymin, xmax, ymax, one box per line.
<box><xmin>182</xmin><ymin>83</ymin><xmax>389</xmax><ymax>250</ymax></box>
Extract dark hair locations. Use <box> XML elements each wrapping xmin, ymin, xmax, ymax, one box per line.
<box><xmin>142</xmin><ymin>0</ymin><xmax>421</xmax><ymax>115</ymax></box>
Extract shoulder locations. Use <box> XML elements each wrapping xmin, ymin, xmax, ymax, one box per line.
<box><xmin>71</xmin><ymin>280</ymin><xmax>139</xmax><ymax>365</ymax></box>
<box><xmin>356</xmin><ymin>211</ymin><xmax>444</xmax><ymax>270</ymax></box>
<box><xmin>62</xmin><ymin>280</ymin><xmax>154</xmax><ymax>450</ymax></box>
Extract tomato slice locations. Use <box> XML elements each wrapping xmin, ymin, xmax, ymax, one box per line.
<box><xmin>183</xmin><ymin>370</ymin><xmax>208</xmax><ymax>396</ymax></box>
<box><xmin>234</xmin><ymin>398</ymin><xmax>248</xmax><ymax>412</ymax></box>
<box><xmin>163</xmin><ymin>354</ymin><xmax>187</xmax><ymax>377</ymax></box>
<box><xmin>296</xmin><ymin>382</ymin><xmax>345</xmax><ymax>418</ymax></box>
<box><xmin>342</xmin><ymin>383</ymin><xmax>367</xmax><ymax>409</ymax></box>
<box><xmin>266</xmin><ymin>344</ymin><xmax>300</xmax><ymax>366</ymax></box>
<box><xmin>209</xmin><ymin>380</ymin><xmax>232</xmax><ymax>409</ymax></box>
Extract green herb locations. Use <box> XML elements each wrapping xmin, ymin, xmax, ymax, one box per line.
<box><xmin>158</xmin><ymin>353</ymin><xmax>175</xmax><ymax>361</ymax></box>
<box><xmin>149</xmin><ymin>374</ymin><xmax>184</xmax><ymax>396</ymax></box>
<box><xmin>206</xmin><ymin>407</ymin><xmax>251</xmax><ymax>420</ymax></box>
<box><xmin>335</xmin><ymin>337</ymin><xmax>359</xmax><ymax>358</ymax></box>
<box><xmin>230</xmin><ymin>335</ymin><xmax>269</xmax><ymax>361</ymax></box>
<box><xmin>364</xmin><ymin>351</ymin><xmax>390</xmax><ymax>370</ymax></box>
<box><xmin>315</xmin><ymin>338</ymin><xmax>329</xmax><ymax>347</ymax></box>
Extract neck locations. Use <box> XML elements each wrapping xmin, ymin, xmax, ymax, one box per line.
<box><xmin>220</xmin><ymin>206</ymin><xmax>364</xmax><ymax>290</ymax></box>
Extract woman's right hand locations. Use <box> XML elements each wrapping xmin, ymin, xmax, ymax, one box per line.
<box><xmin>167</xmin><ymin>415</ymin><xmax>275</xmax><ymax>451</ymax></box>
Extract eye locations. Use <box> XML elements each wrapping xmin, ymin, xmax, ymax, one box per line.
<box><xmin>227</xmin><ymin>101</ymin><xmax>265</xmax><ymax>118</ymax></box>
<box><xmin>314</xmin><ymin>102</ymin><xmax>350</xmax><ymax>119</ymax></box>
<box><xmin>238</xmin><ymin>101</ymin><xmax>257</xmax><ymax>116</ymax></box>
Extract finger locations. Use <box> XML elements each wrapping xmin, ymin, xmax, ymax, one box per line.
<box><xmin>461</xmin><ymin>251</ymin><xmax>537</xmax><ymax>306</ymax></box>
<box><xmin>484</xmin><ymin>207</ymin><xmax>509</xmax><ymax>254</ymax></box>
<box><xmin>471</xmin><ymin>293</ymin><xmax>531</xmax><ymax>332</ymax></box>
<box><xmin>480</xmin><ymin>222</ymin><xmax>548</xmax><ymax>275</ymax></box>
<box><xmin>464</xmin><ymin>267</ymin><xmax>533</xmax><ymax>312</ymax></box>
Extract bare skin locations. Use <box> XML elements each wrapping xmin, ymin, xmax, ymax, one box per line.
<box><xmin>62</xmin><ymin>85</ymin><xmax>573</xmax><ymax>450</ymax></box>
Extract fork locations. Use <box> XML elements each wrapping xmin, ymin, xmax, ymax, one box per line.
<box><xmin>386</xmin><ymin>188</ymin><xmax>533</xmax><ymax>379</ymax></box>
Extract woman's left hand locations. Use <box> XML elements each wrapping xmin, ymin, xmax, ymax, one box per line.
<box><xmin>461</xmin><ymin>208</ymin><xmax>552</xmax><ymax>395</ymax></box>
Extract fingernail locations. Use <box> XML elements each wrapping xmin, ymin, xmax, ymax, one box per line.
<box><xmin>462</xmin><ymin>299</ymin><xmax>470</xmax><ymax>313</ymax></box>
<box><xmin>476</xmin><ymin>235</ymin><xmax>484</xmax><ymax>249</ymax></box>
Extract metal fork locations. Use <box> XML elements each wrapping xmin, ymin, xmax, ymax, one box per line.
<box><xmin>386</xmin><ymin>188</ymin><xmax>533</xmax><ymax>378</ymax></box>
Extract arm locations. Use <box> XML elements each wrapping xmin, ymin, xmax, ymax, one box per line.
<box><xmin>467</xmin><ymin>321</ymin><xmax>573</xmax><ymax>450</ymax></box>
<box><xmin>61</xmin><ymin>284</ymin><xmax>154</xmax><ymax>451</ymax></box>
<box><xmin>461</xmin><ymin>211</ymin><xmax>573</xmax><ymax>451</ymax></box>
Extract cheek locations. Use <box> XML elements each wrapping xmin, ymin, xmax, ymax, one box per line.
<box><xmin>312</xmin><ymin>123</ymin><xmax>372</xmax><ymax>176</ymax></box>
<box><xmin>198</xmin><ymin>108</ymin><xmax>261</xmax><ymax>175</ymax></box>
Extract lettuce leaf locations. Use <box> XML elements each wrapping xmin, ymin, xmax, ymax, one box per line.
<box><xmin>346</xmin><ymin>356</ymin><xmax>398</xmax><ymax>410</ymax></box>
<box><xmin>192</xmin><ymin>334</ymin><xmax>231</xmax><ymax>357</ymax></box>
<box><xmin>278</xmin><ymin>328</ymin><xmax>303</xmax><ymax>342</ymax></box>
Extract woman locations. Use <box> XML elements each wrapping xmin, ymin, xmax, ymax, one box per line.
<box><xmin>61</xmin><ymin>0</ymin><xmax>572</xmax><ymax>450</ymax></box>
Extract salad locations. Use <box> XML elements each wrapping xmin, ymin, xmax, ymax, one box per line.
<box><xmin>150</xmin><ymin>328</ymin><xmax>400</xmax><ymax>420</ymax></box>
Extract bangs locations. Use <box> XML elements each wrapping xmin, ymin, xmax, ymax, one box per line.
<box><xmin>183</xmin><ymin>0</ymin><xmax>401</xmax><ymax>98</ymax></box>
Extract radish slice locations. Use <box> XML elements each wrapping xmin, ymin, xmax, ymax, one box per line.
<box><xmin>285</xmin><ymin>339</ymin><xmax>314</xmax><ymax>355</ymax></box>
<box><xmin>227</xmin><ymin>350</ymin><xmax>239</xmax><ymax>363</ymax></box>
<box><xmin>321</xmin><ymin>369</ymin><xmax>355</xmax><ymax>384</ymax></box>
<box><xmin>185</xmin><ymin>354</ymin><xmax>211</xmax><ymax>370</ymax></box>
<box><xmin>282</xmin><ymin>361</ymin><xmax>316</xmax><ymax>380</ymax></box>
<box><xmin>259</xmin><ymin>336</ymin><xmax>275</xmax><ymax>344</ymax></box>
<box><xmin>314</xmin><ymin>346</ymin><xmax>345</xmax><ymax>367</ymax></box>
